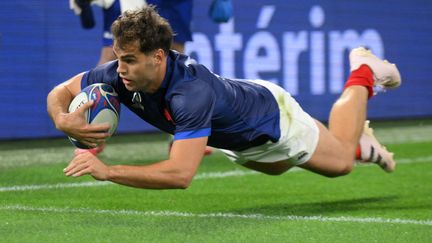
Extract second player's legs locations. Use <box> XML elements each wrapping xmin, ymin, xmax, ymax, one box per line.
<box><xmin>97</xmin><ymin>46</ymin><xmax>117</xmax><ymax>66</ymax></box>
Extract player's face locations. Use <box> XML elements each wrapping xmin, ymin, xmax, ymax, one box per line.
<box><xmin>113</xmin><ymin>41</ymin><xmax>165</xmax><ymax>93</ymax></box>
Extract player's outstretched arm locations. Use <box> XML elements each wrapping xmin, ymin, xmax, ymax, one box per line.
<box><xmin>47</xmin><ymin>73</ymin><xmax>111</xmax><ymax>147</ymax></box>
<box><xmin>64</xmin><ymin>136</ymin><xmax>208</xmax><ymax>189</ymax></box>
<box><xmin>47</xmin><ymin>73</ymin><xmax>82</xmax><ymax>124</ymax></box>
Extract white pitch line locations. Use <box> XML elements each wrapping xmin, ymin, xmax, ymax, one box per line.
<box><xmin>0</xmin><ymin>169</ymin><xmax>264</xmax><ymax>192</ymax></box>
<box><xmin>0</xmin><ymin>155</ymin><xmax>430</xmax><ymax>193</ymax></box>
<box><xmin>397</xmin><ymin>155</ymin><xmax>432</xmax><ymax>164</ymax></box>
<box><xmin>193</xmin><ymin>169</ymin><xmax>259</xmax><ymax>179</ymax></box>
<box><xmin>0</xmin><ymin>204</ymin><xmax>431</xmax><ymax>226</ymax></box>
<box><xmin>0</xmin><ymin>181</ymin><xmax>112</xmax><ymax>192</ymax></box>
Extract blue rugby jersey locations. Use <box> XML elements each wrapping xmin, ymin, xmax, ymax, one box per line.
<box><xmin>81</xmin><ymin>51</ymin><xmax>280</xmax><ymax>151</ymax></box>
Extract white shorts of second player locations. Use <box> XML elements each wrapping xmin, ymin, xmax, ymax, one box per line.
<box><xmin>220</xmin><ymin>80</ymin><xmax>320</xmax><ymax>166</ymax></box>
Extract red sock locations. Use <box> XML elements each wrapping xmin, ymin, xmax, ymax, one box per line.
<box><xmin>344</xmin><ymin>65</ymin><xmax>374</xmax><ymax>99</ymax></box>
<box><xmin>355</xmin><ymin>145</ymin><xmax>362</xmax><ymax>160</ymax></box>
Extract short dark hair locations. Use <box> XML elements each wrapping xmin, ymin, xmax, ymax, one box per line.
<box><xmin>111</xmin><ymin>6</ymin><xmax>173</xmax><ymax>54</ymax></box>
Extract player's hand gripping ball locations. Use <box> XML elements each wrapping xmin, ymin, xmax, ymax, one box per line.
<box><xmin>68</xmin><ymin>83</ymin><xmax>121</xmax><ymax>148</ymax></box>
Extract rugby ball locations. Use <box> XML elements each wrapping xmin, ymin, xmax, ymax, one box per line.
<box><xmin>68</xmin><ymin>83</ymin><xmax>121</xmax><ymax>149</ymax></box>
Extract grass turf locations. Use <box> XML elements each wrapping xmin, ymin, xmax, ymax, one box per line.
<box><xmin>0</xmin><ymin>120</ymin><xmax>431</xmax><ymax>242</ymax></box>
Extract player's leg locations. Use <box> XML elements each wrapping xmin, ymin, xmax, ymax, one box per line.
<box><xmin>242</xmin><ymin>85</ymin><xmax>367</xmax><ymax>177</ymax></box>
<box><xmin>97</xmin><ymin>46</ymin><xmax>117</xmax><ymax>66</ymax></box>
<box><xmin>242</xmin><ymin>160</ymin><xmax>294</xmax><ymax>176</ymax></box>
<box><xmin>300</xmin><ymin>47</ymin><xmax>401</xmax><ymax>176</ymax></box>
<box><xmin>227</xmin><ymin>47</ymin><xmax>400</xmax><ymax>176</ymax></box>
<box><xmin>299</xmin><ymin>84</ymin><xmax>368</xmax><ymax>176</ymax></box>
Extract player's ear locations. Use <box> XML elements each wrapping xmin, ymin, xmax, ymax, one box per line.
<box><xmin>153</xmin><ymin>49</ymin><xmax>165</xmax><ymax>64</ymax></box>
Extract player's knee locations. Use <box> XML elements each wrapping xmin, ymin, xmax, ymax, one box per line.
<box><xmin>325</xmin><ymin>160</ymin><xmax>354</xmax><ymax>178</ymax></box>
<box><xmin>337</xmin><ymin>163</ymin><xmax>354</xmax><ymax>176</ymax></box>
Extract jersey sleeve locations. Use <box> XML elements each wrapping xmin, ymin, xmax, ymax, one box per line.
<box><xmin>80</xmin><ymin>61</ymin><xmax>120</xmax><ymax>90</ymax></box>
<box><xmin>170</xmin><ymin>80</ymin><xmax>215</xmax><ymax>140</ymax></box>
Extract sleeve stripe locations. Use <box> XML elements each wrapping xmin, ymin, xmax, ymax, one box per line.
<box><xmin>174</xmin><ymin>128</ymin><xmax>211</xmax><ymax>140</ymax></box>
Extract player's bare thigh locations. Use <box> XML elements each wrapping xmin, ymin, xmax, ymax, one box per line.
<box><xmin>298</xmin><ymin>120</ymin><xmax>354</xmax><ymax>177</ymax></box>
<box><xmin>241</xmin><ymin>120</ymin><xmax>354</xmax><ymax>177</ymax></box>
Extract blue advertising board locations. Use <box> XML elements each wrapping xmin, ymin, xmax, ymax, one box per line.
<box><xmin>0</xmin><ymin>0</ymin><xmax>431</xmax><ymax>139</ymax></box>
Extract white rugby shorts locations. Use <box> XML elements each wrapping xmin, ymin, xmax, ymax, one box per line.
<box><xmin>220</xmin><ymin>80</ymin><xmax>319</xmax><ymax>166</ymax></box>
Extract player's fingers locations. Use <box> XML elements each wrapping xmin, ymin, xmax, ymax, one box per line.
<box><xmin>64</xmin><ymin>153</ymin><xmax>88</xmax><ymax>174</ymax></box>
<box><xmin>64</xmin><ymin>160</ymin><xmax>79</xmax><ymax>175</ymax></box>
<box><xmin>77</xmin><ymin>100</ymin><xmax>94</xmax><ymax>114</ymax></box>
<box><xmin>83</xmin><ymin>123</ymin><xmax>111</xmax><ymax>133</ymax></box>
<box><xmin>78</xmin><ymin>125</ymin><xmax>111</xmax><ymax>144</ymax></box>
<box><xmin>77</xmin><ymin>139</ymin><xmax>98</xmax><ymax>148</ymax></box>
<box><xmin>83</xmin><ymin>132</ymin><xmax>111</xmax><ymax>139</ymax></box>
<box><xmin>72</xmin><ymin>167</ymin><xmax>92</xmax><ymax>177</ymax></box>
<box><xmin>79</xmin><ymin>134</ymin><xmax>109</xmax><ymax>147</ymax></box>
<box><xmin>70</xmin><ymin>153</ymin><xmax>97</xmax><ymax>177</ymax></box>
<box><xmin>79</xmin><ymin>135</ymin><xmax>101</xmax><ymax>143</ymax></box>
<box><xmin>67</xmin><ymin>162</ymin><xmax>90</xmax><ymax>177</ymax></box>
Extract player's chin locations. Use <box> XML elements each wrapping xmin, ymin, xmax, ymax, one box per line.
<box><xmin>124</xmin><ymin>83</ymin><xmax>137</xmax><ymax>92</ymax></box>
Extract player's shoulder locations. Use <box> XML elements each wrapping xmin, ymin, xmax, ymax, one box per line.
<box><xmin>83</xmin><ymin>60</ymin><xmax>120</xmax><ymax>88</ymax></box>
<box><xmin>93</xmin><ymin>60</ymin><xmax>118</xmax><ymax>74</ymax></box>
<box><xmin>169</xmin><ymin>79</ymin><xmax>215</xmax><ymax>117</ymax></box>
<box><xmin>90</xmin><ymin>60</ymin><xmax>118</xmax><ymax>78</ymax></box>
<box><xmin>167</xmin><ymin>52</ymin><xmax>207</xmax><ymax>85</ymax></box>
<box><xmin>168</xmin><ymin>76</ymin><xmax>214</xmax><ymax>110</ymax></box>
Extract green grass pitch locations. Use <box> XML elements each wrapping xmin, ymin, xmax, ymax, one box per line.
<box><xmin>0</xmin><ymin>120</ymin><xmax>431</xmax><ymax>242</ymax></box>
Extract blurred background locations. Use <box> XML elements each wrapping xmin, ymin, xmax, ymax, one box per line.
<box><xmin>0</xmin><ymin>0</ymin><xmax>431</xmax><ymax>140</ymax></box>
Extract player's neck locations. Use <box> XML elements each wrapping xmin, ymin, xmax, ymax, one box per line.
<box><xmin>155</xmin><ymin>56</ymin><xmax>168</xmax><ymax>89</ymax></box>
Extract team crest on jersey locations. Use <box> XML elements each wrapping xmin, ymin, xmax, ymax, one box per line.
<box><xmin>131</xmin><ymin>92</ymin><xmax>145</xmax><ymax>111</ymax></box>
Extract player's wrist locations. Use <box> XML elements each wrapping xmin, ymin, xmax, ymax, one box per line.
<box><xmin>105</xmin><ymin>165</ymin><xmax>117</xmax><ymax>181</ymax></box>
<box><xmin>53</xmin><ymin>112</ymin><xmax>69</xmax><ymax>131</ymax></box>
